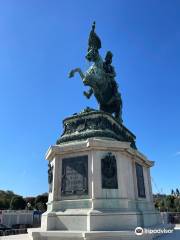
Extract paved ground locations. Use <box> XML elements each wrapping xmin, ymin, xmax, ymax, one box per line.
<box><xmin>1</xmin><ymin>226</ymin><xmax>180</xmax><ymax>240</ymax></box>
<box><xmin>155</xmin><ymin>225</ymin><xmax>180</xmax><ymax>240</ymax></box>
<box><xmin>0</xmin><ymin>234</ymin><xmax>30</xmax><ymax>240</ymax></box>
<box><xmin>156</xmin><ymin>230</ymin><xmax>180</xmax><ymax>239</ymax></box>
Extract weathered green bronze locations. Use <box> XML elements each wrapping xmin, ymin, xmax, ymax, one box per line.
<box><xmin>61</xmin><ymin>155</ymin><xmax>88</xmax><ymax>197</ymax></box>
<box><xmin>69</xmin><ymin>22</ymin><xmax>123</xmax><ymax>122</ymax></box>
<box><xmin>48</xmin><ymin>163</ymin><xmax>53</xmax><ymax>193</ymax></box>
<box><xmin>101</xmin><ymin>153</ymin><xmax>118</xmax><ymax>189</ymax></box>
<box><xmin>56</xmin><ymin>23</ymin><xmax>137</xmax><ymax>149</ymax></box>
<box><xmin>56</xmin><ymin>108</ymin><xmax>136</xmax><ymax>149</ymax></box>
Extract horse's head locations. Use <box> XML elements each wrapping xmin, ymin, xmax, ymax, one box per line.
<box><xmin>86</xmin><ymin>47</ymin><xmax>99</xmax><ymax>62</ymax></box>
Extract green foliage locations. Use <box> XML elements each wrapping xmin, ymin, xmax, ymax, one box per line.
<box><xmin>35</xmin><ymin>194</ymin><xmax>48</xmax><ymax>212</ymax></box>
<box><xmin>10</xmin><ymin>196</ymin><xmax>26</xmax><ymax>210</ymax></box>
<box><xmin>0</xmin><ymin>190</ymin><xmax>48</xmax><ymax>211</ymax></box>
<box><xmin>0</xmin><ymin>198</ymin><xmax>9</xmax><ymax>210</ymax></box>
<box><xmin>0</xmin><ymin>190</ymin><xmax>18</xmax><ymax>210</ymax></box>
<box><xmin>154</xmin><ymin>189</ymin><xmax>180</xmax><ymax>212</ymax></box>
<box><xmin>174</xmin><ymin>198</ymin><xmax>180</xmax><ymax>212</ymax></box>
<box><xmin>176</xmin><ymin>188</ymin><xmax>180</xmax><ymax>196</ymax></box>
<box><xmin>24</xmin><ymin>197</ymin><xmax>36</xmax><ymax>210</ymax></box>
<box><xmin>159</xmin><ymin>199</ymin><xmax>166</xmax><ymax>211</ymax></box>
<box><xmin>171</xmin><ymin>188</ymin><xmax>180</xmax><ymax>197</ymax></box>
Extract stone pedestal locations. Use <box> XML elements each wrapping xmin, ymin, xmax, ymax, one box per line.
<box><xmin>28</xmin><ymin>112</ymin><xmax>162</xmax><ymax>240</ymax></box>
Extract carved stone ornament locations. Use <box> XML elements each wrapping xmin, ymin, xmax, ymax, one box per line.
<box><xmin>101</xmin><ymin>152</ymin><xmax>118</xmax><ymax>189</ymax></box>
<box><xmin>48</xmin><ymin>163</ymin><xmax>53</xmax><ymax>193</ymax></box>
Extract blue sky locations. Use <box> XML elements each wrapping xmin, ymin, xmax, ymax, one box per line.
<box><xmin>0</xmin><ymin>0</ymin><xmax>179</xmax><ymax>196</ymax></box>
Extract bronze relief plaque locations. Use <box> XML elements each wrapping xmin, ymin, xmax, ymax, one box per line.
<box><xmin>101</xmin><ymin>152</ymin><xmax>118</xmax><ymax>189</ymax></box>
<box><xmin>135</xmin><ymin>162</ymin><xmax>146</xmax><ymax>198</ymax></box>
<box><xmin>61</xmin><ymin>155</ymin><xmax>88</xmax><ymax>196</ymax></box>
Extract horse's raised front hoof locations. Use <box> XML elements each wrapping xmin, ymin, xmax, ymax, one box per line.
<box><xmin>68</xmin><ymin>70</ymin><xmax>74</xmax><ymax>78</ymax></box>
<box><xmin>83</xmin><ymin>91</ymin><xmax>90</xmax><ymax>99</ymax></box>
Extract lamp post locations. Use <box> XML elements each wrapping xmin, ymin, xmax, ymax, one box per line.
<box><xmin>27</xmin><ymin>202</ymin><xmax>31</xmax><ymax>211</ymax></box>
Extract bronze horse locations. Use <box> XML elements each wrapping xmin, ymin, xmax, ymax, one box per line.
<box><xmin>69</xmin><ymin>22</ymin><xmax>122</xmax><ymax>122</ymax></box>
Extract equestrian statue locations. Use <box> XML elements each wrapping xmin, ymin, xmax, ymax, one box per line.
<box><xmin>69</xmin><ymin>22</ymin><xmax>123</xmax><ymax>122</ymax></box>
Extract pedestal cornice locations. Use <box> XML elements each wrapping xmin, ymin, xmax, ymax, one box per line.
<box><xmin>46</xmin><ymin>138</ymin><xmax>154</xmax><ymax>168</ymax></box>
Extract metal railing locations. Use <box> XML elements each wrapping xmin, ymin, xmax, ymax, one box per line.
<box><xmin>168</xmin><ymin>212</ymin><xmax>180</xmax><ymax>224</ymax></box>
<box><xmin>0</xmin><ymin>228</ymin><xmax>27</xmax><ymax>236</ymax></box>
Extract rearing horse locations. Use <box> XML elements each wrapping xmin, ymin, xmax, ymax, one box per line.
<box><xmin>69</xmin><ymin>46</ymin><xmax>122</xmax><ymax>122</ymax></box>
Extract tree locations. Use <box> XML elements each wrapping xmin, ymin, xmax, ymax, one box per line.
<box><xmin>10</xmin><ymin>196</ymin><xmax>26</xmax><ymax>210</ymax></box>
<box><xmin>24</xmin><ymin>197</ymin><xmax>35</xmax><ymax>210</ymax></box>
<box><xmin>6</xmin><ymin>191</ymin><xmax>15</xmax><ymax>196</ymax></box>
<box><xmin>35</xmin><ymin>194</ymin><xmax>48</xmax><ymax>212</ymax></box>
<box><xmin>0</xmin><ymin>190</ymin><xmax>18</xmax><ymax>210</ymax></box>
<box><xmin>0</xmin><ymin>199</ymin><xmax>9</xmax><ymax>210</ymax></box>
<box><xmin>176</xmin><ymin>188</ymin><xmax>180</xmax><ymax>197</ymax></box>
<box><xmin>175</xmin><ymin>198</ymin><xmax>180</xmax><ymax>212</ymax></box>
<box><xmin>165</xmin><ymin>196</ymin><xmax>175</xmax><ymax>211</ymax></box>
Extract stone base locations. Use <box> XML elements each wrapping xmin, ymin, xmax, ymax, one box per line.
<box><xmin>38</xmin><ymin>132</ymin><xmax>163</xmax><ymax>239</ymax></box>
<box><xmin>40</xmin><ymin>209</ymin><xmax>161</xmax><ymax>231</ymax></box>
<box><xmin>28</xmin><ymin>229</ymin><xmax>145</xmax><ymax>240</ymax></box>
<box><xmin>43</xmin><ymin>137</ymin><xmax>161</xmax><ymax>233</ymax></box>
<box><xmin>28</xmin><ymin>224</ymin><xmax>174</xmax><ymax>240</ymax></box>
